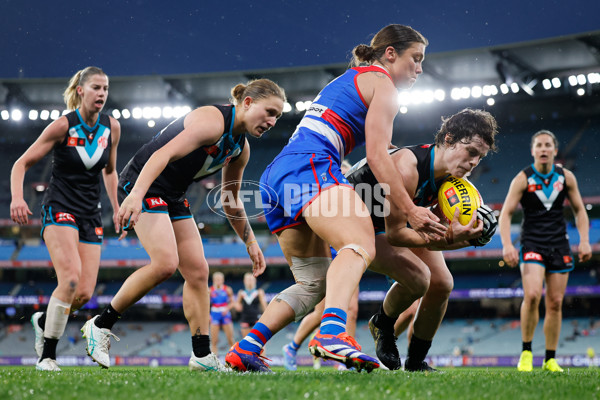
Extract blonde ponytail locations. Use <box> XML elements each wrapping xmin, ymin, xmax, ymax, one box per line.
<box><xmin>62</xmin><ymin>66</ymin><xmax>107</xmax><ymax>110</ymax></box>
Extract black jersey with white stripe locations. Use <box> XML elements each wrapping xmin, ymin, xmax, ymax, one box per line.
<box><xmin>41</xmin><ymin>110</ymin><xmax>112</xmax><ymax>216</ymax></box>
<box><xmin>120</xmin><ymin>105</ymin><xmax>245</xmax><ymax>200</ymax></box>
<box><xmin>239</xmin><ymin>289</ymin><xmax>262</xmax><ymax>322</ymax></box>
<box><xmin>346</xmin><ymin>144</ymin><xmax>447</xmax><ymax>209</ymax></box>
<box><xmin>520</xmin><ymin>164</ymin><xmax>568</xmax><ymax>246</ymax></box>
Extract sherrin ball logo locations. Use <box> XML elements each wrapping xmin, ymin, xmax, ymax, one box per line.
<box><xmin>438</xmin><ymin>176</ymin><xmax>482</xmax><ymax>225</ymax></box>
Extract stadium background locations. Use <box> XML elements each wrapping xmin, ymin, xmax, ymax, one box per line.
<box><xmin>0</xmin><ymin>2</ymin><xmax>599</xmax><ymax>369</ymax></box>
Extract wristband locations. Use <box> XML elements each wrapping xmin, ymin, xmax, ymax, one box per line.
<box><xmin>246</xmin><ymin>239</ymin><xmax>258</xmax><ymax>249</ymax></box>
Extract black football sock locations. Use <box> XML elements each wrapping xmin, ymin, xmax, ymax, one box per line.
<box><xmin>40</xmin><ymin>337</ymin><xmax>58</xmax><ymax>361</ymax></box>
<box><xmin>94</xmin><ymin>304</ymin><xmax>122</xmax><ymax>330</ymax></box>
<box><xmin>545</xmin><ymin>349</ymin><xmax>556</xmax><ymax>361</ymax></box>
<box><xmin>192</xmin><ymin>334</ymin><xmax>211</xmax><ymax>358</ymax></box>
<box><xmin>38</xmin><ymin>312</ymin><xmax>46</xmax><ymax>330</ymax></box>
<box><xmin>406</xmin><ymin>335</ymin><xmax>432</xmax><ymax>364</ymax></box>
<box><xmin>373</xmin><ymin>304</ymin><xmax>396</xmax><ymax>332</ymax></box>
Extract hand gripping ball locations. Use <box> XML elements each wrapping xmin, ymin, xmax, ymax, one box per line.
<box><xmin>437</xmin><ymin>176</ymin><xmax>482</xmax><ymax>226</ymax></box>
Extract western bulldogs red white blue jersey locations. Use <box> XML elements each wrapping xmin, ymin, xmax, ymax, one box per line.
<box><xmin>210</xmin><ymin>285</ymin><xmax>231</xmax><ymax>313</ymax></box>
<box><xmin>284</xmin><ymin>65</ymin><xmax>391</xmax><ymax>161</ymax></box>
<box><xmin>42</xmin><ymin>110</ymin><xmax>111</xmax><ymax>216</ymax></box>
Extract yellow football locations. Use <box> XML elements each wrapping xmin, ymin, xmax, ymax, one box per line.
<box><xmin>438</xmin><ymin>176</ymin><xmax>482</xmax><ymax>225</ymax></box>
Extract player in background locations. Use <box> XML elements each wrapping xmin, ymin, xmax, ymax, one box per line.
<box><xmin>351</xmin><ymin>109</ymin><xmax>498</xmax><ymax>371</ymax></box>
<box><xmin>499</xmin><ymin>130</ymin><xmax>591</xmax><ymax>372</ymax></box>
<box><xmin>226</xmin><ymin>24</ymin><xmax>447</xmax><ymax>373</ymax></box>
<box><xmin>209</xmin><ymin>272</ymin><xmax>235</xmax><ymax>355</ymax></box>
<box><xmin>10</xmin><ymin>66</ymin><xmax>121</xmax><ymax>371</ymax></box>
<box><xmin>235</xmin><ymin>272</ymin><xmax>268</xmax><ymax>338</ymax></box>
<box><xmin>81</xmin><ymin>79</ymin><xmax>285</xmax><ymax>371</ymax></box>
<box><xmin>281</xmin><ymin>160</ymin><xmax>359</xmax><ymax>371</ymax></box>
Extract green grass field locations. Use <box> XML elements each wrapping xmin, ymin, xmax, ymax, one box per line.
<box><xmin>1</xmin><ymin>367</ymin><xmax>599</xmax><ymax>400</ymax></box>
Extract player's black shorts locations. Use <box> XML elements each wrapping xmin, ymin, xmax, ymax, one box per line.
<box><xmin>520</xmin><ymin>241</ymin><xmax>574</xmax><ymax>273</ymax></box>
<box><xmin>41</xmin><ymin>205</ymin><xmax>103</xmax><ymax>244</ymax></box>
<box><xmin>239</xmin><ymin>315</ymin><xmax>260</xmax><ymax>328</ymax></box>
<box><xmin>118</xmin><ymin>179</ymin><xmax>192</xmax><ymax>229</ymax></box>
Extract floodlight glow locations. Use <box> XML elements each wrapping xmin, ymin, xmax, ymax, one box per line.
<box><xmin>542</xmin><ymin>79</ymin><xmax>552</xmax><ymax>90</ymax></box>
<box><xmin>295</xmin><ymin>101</ymin><xmax>306</xmax><ymax>112</ymax></box>
<box><xmin>50</xmin><ymin>110</ymin><xmax>60</xmax><ymax>120</ymax></box>
<box><xmin>132</xmin><ymin>107</ymin><xmax>142</xmax><ymax>119</ymax></box>
<box><xmin>148</xmin><ymin>120</ymin><xmax>156</xmax><ymax>128</ymax></box>
<box><xmin>551</xmin><ymin>77</ymin><xmax>561</xmax><ymax>88</ymax></box>
<box><xmin>460</xmin><ymin>86</ymin><xmax>470</xmax><ymax>99</ymax></box>
<box><xmin>471</xmin><ymin>86</ymin><xmax>482</xmax><ymax>98</ymax></box>
<box><xmin>486</xmin><ymin>98</ymin><xmax>495</xmax><ymax>106</ymax></box>
<box><xmin>142</xmin><ymin>107</ymin><xmax>153</xmax><ymax>119</ymax></box>
<box><xmin>577</xmin><ymin>88</ymin><xmax>585</xmax><ymax>96</ymax></box>
<box><xmin>162</xmin><ymin>106</ymin><xmax>173</xmax><ymax>119</ymax></box>
<box><xmin>172</xmin><ymin>106</ymin><xmax>182</xmax><ymax>118</ymax></box>
<box><xmin>151</xmin><ymin>106</ymin><xmax>161</xmax><ymax>119</ymax></box>
<box><xmin>588</xmin><ymin>73</ymin><xmax>600</xmax><ymax>84</ymax></box>
<box><xmin>450</xmin><ymin>88</ymin><xmax>461</xmax><ymax>100</ymax></box>
<box><xmin>434</xmin><ymin>89</ymin><xmax>445</xmax><ymax>101</ymax></box>
<box><xmin>303</xmin><ymin>101</ymin><xmax>312</xmax><ymax>110</ymax></box>
<box><xmin>112</xmin><ymin>109</ymin><xmax>121</xmax><ymax>119</ymax></box>
<box><xmin>500</xmin><ymin>84</ymin><xmax>509</xmax><ymax>94</ymax></box>
<box><xmin>422</xmin><ymin>90</ymin><xmax>434</xmax><ymax>104</ymax></box>
<box><xmin>398</xmin><ymin>91</ymin><xmax>411</xmax><ymax>106</ymax></box>
<box><xmin>29</xmin><ymin>110</ymin><xmax>38</xmax><ymax>120</ymax></box>
<box><xmin>568</xmin><ymin>75</ymin><xmax>578</xmax><ymax>86</ymax></box>
<box><xmin>11</xmin><ymin>109</ymin><xmax>23</xmax><ymax>121</ymax></box>
<box><xmin>399</xmin><ymin>106</ymin><xmax>408</xmax><ymax>114</ymax></box>
<box><xmin>40</xmin><ymin>110</ymin><xmax>49</xmax><ymax>120</ymax></box>
<box><xmin>62</xmin><ymin>110</ymin><xmax>69</xmax><ymax>115</ymax></box>
<box><xmin>121</xmin><ymin>109</ymin><xmax>131</xmax><ymax>119</ymax></box>
<box><xmin>411</xmin><ymin>90</ymin><xmax>423</xmax><ymax>105</ymax></box>
<box><xmin>283</xmin><ymin>102</ymin><xmax>292</xmax><ymax>113</ymax></box>
<box><xmin>0</xmin><ymin>110</ymin><xmax>8</xmax><ymax>120</ymax></box>
<box><xmin>490</xmin><ymin>85</ymin><xmax>498</xmax><ymax>95</ymax></box>
<box><xmin>482</xmin><ymin>86</ymin><xmax>492</xmax><ymax>96</ymax></box>
<box><xmin>577</xmin><ymin>74</ymin><xmax>586</xmax><ymax>85</ymax></box>
<box><xmin>510</xmin><ymin>83</ymin><xmax>519</xmax><ymax>93</ymax></box>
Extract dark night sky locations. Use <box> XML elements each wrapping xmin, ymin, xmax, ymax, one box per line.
<box><xmin>1</xmin><ymin>0</ymin><xmax>599</xmax><ymax>79</ymax></box>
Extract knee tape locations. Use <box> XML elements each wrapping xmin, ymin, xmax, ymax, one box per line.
<box><xmin>274</xmin><ymin>256</ymin><xmax>330</xmax><ymax>321</ymax></box>
<box><xmin>338</xmin><ymin>243</ymin><xmax>372</xmax><ymax>270</ymax></box>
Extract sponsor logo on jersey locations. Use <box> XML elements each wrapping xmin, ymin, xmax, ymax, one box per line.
<box><xmin>523</xmin><ymin>251</ymin><xmax>543</xmax><ymax>262</ymax></box>
<box><xmin>553</xmin><ymin>181</ymin><xmax>564</xmax><ymax>192</ymax></box>
<box><xmin>55</xmin><ymin>212</ymin><xmax>76</xmax><ymax>223</ymax></box>
<box><xmin>204</xmin><ymin>145</ymin><xmax>220</xmax><ymax>157</ymax></box>
<box><xmin>95</xmin><ymin>227</ymin><xmax>104</xmax><ymax>236</ymax></box>
<box><xmin>563</xmin><ymin>255</ymin><xmax>573</xmax><ymax>264</ymax></box>
<box><xmin>444</xmin><ymin>187</ymin><xmax>460</xmax><ymax>207</ymax></box>
<box><xmin>67</xmin><ymin>137</ymin><xmax>86</xmax><ymax>147</ymax></box>
<box><xmin>98</xmin><ymin>136</ymin><xmax>108</xmax><ymax>149</ymax></box>
<box><xmin>527</xmin><ymin>184</ymin><xmax>540</xmax><ymax>192</ymax></box>
<box><xmin>146</xmin><ymin>197</ymin><xmax>168</xmax><ymax>208</ymax></box>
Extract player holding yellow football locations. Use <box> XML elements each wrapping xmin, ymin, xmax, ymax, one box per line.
<box><xmin>499</xmin><ymin>130</ymin><xmax>591</xmax><ymax>373</ymax></box>
<box><xmin>345</xmin><ymin>108</ymin><xmax>498</xmax><ymax>371</ymax></box>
